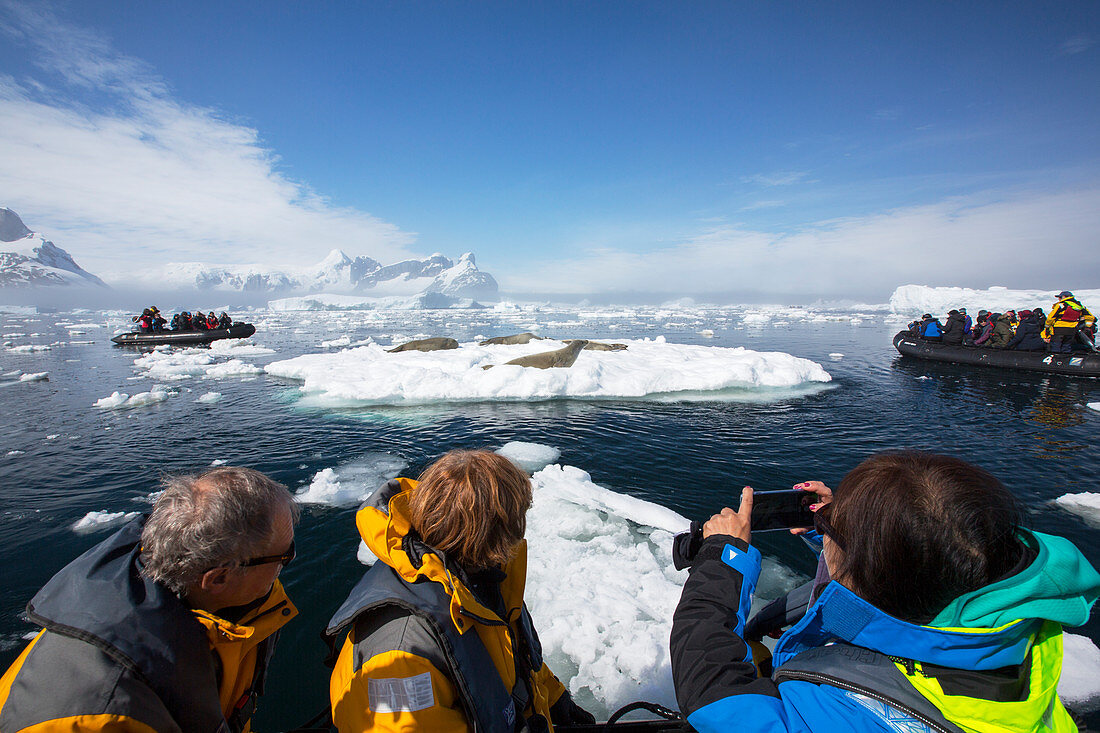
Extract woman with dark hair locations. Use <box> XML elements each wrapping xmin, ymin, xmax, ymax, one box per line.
<box><xmin>326</xmin><ymin>450</ymin><xmax>592</xmax><ymax>732</ymax></box>
<box><xmin>672</xmin><ymin>452</ymin><xmax>1099</xmax><ymax>733</ymax></box>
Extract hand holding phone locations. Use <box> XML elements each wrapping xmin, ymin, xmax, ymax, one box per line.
<box><xmin>745</xmin><ymin>489</ymin><xmax>816</xmax><ymax>532</ymax></box>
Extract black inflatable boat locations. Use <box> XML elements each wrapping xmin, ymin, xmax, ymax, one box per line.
<box><xmin>111</xmin><ymin>323</ymin><xmax>256</xmax><ymax>346</ymax></box>
<box><xmin>892</xmin><ymin>330</ymin><xmax>1100</xmax><ymax>378</ymax></box>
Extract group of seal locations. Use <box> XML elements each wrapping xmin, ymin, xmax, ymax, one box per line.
<box><xmin>385</xmin><ymin>333</ymin><xmax>627</xmax><ymax>370</ymax></box>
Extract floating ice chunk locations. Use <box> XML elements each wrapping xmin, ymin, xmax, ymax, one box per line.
<box><xmin>265</xmin><ymin>339</ymin><xmax>831</xmax><ymax>407</ymax></box>
<box><xmin>72</xmin><ymin>510</ymin><xmax>139</xmax><ymax>533</ymax></box>
<box><xmin>7</xmin><ymin>344</ymin><xmax>50</xmax><ymax>352</ymax></box>
<box><xmin>829</xmin><ymin>353</ymin><xmax>844</xmax><ymax>360</ymax></box>
<box><xmin>497</xmin><ymin>442</ymin><xmax>562</xmax><ymax>473</ymax></box>
<box><xmin>357</xmin><ymin>540</ymin><xmax>375</xmax><ymax>565</ymax></box>
<box><xmin>46</xmin><ymin>434</ymin><xmax>59</xmax><ymax>440</ymax></box>
<box><xmin>204</xmin><ymin>359</ymin><xmax>262</xmax><ymax>377</ymax></box>
<box><xmin>94</xmin><ymin>390</ymin><xmax>170</xmax><ymax>409</ymax></box>
<box><xmin>321</xmin><ymin>336</ymin><xmax>352</xmax><ymax>348</ymax></box>
<box><xmin>916</xmin><ymin>375</ymin><xmax>931</xmax><ymax>380</ymax></box>
<box><xmin>197</xmin><ymin>391</ymin><xmax>223</xmax><ymax>404</ymax></box>
<box><xmin>208</xmin><ymin>340</ymin><xmax>275</xmax><ymax>356</ymax></box>
<box><xmin>698</xmin><ymin>329</ymin><xmax>715</xmax><ymax>338</ymax></box>
<box><xmin>210</xmin><ymin>459</ymin><xmax>227</xmax><ymax>466</ymax></box>
<box><xmin>1060</xmin><ymin>633</ymin><xmax>1100</xmax><ymax>711</ymax></box>
<box><xmin>525</xmin><ymin>463</ymin><xmax>804</xmax><ymax>716</ymax></box>
<box><xmin>19</xmin><ymin>372</ymin><xmax>48</xmax><ymax>382</ymax></box>
<box><xmin>1054</xmin><ymin>493</ymin><xmax>1100</xmax><ymax>527</ymax></box>
<box><xmin>1089</xmin><ymin>402</ymin><xmax>1100</xmax><ymax>412</ymax></box>
<box><xmin>294</xmin><ymin>454</ymin><xmax>408</xmax><ymax>506</ymax></box>
<box><xmin>6</xmin><ymin>450</ymin><xmax>24</xmax><ymax>456</ymax></box>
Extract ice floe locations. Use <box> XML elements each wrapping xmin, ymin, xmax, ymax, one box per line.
<box><xmin>19</xmin><ymin>372</ymin><xmax>48</xmax><ymax>382</ymax></box>
<box><xmin>1088</xmin><ymin>402</ymin><xmax>1100</xmax><ymax>412</ymax></box>
<box><xmin>265</xmin><ymin>338</ymin><xmax>831</xmax><ymax>407</ymax></box>
<box><xmin>497</xmin><ymin>441</ymin><xmax>562</xmax><ymax>473</ymax></box>
<box><xmin>294</xmin><ymin>454</ymin><xmax>409</xmax><ymax>506</ymax></box>
<box><xmin>197</xmin><ymin>391</ymin><xmax>223</xmax><ymax>404</ymax></box>
<box><xmin>890</xmin><ymin>285</ymin><xmax>1100</xmax><ymax>316</ymax></box>
<box><xmin>1054</xmin><ymin>492</ymin><xmax>1100</xmax><ymax>527</ymax></box>
<box><xmin>94</xmin><ymin>390</ymin><xmax>170</xmax><ymax>409</ymax></box>
<box><xmin>1060</xmin><ymin>633</ymin><xmax>1100</xmax><ymax>712</ymax></box>
<box><xmin>133</xmin><ymin>346</ymin><xmax>264</xmax><ymax>380</ymax></box>
<box><xmin>72</xmin><ymin>510</ymin><xmax>140</xmax><ymax>532</ymax></box>
<box><xmin>7</xmin><ymin>344</ymin><xmax>50</xmax><ymax>352</ymax></box>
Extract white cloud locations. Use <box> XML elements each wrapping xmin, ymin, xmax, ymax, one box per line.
<box><xmin>1059</xmin><ymin>36</ymin><xmax>1095</xmax><ymax>56</ymax></box>
<box><xmin>742</xmin><ymin>170</ymin><xmax>809</xmax><ymax>187</ymax></box>
<box><xmin>0</xmin><ymin>4</ymin><xmax>416</xmax><ymax>280</ymax></box>
<box><xmin>504</xmin><ymin>187</ymin><xmax>1100</xmax><ymax>299</ymax></box>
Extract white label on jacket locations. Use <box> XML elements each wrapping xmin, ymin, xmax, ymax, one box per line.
<box><xmin>368</xmin><ymin>672</ymin><xmax>435</xmax><ymax>713</ymax></box>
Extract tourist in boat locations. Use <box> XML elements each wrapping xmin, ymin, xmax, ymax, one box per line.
<box><xmin>0</xmin><ymin>467</ymin><xmax>299</xmax><ymax>733</ymax></box>
<box><xmin>1046</xmin><ymin>291</ymin><xmax>1095</xmax><ymax>354</ymax></box>
<box><xmin>959</xmin><ymin>307</ymin><xmax>972</xmax><ymax>334</ymax></box>
<box><xmin>218</xmin><ymin>311</ymin><xmax>232</xmax><ymax>329</ymax></box>
<box><xmin>206</xmin><ymin>311</ymin><xmax>219</xmax><ymax>330</ymax></box>
<box><xmin>670</xmin><ymin>452</ymin><xmax>1099</xmax><ymax>733</ymax></box>
<box><xmin>192</xmin><ymin>311</ymin><xmax>208</xmax><ymax>330</ymax></box>
<box><xmin>1006</xmin><ymin>309</ymin><xmax>1046</xmax><ymax>352</ymax></box>
<box><xmin>941</xmin><ymin>309</ymin><xmax>966</xmax><ymax>345</ymax></box>
<box><xmin>326</xmin><ymin>450</ymin><xmax>593</xmax><ymax>732</ymax></box>
<box><xmin>972</xmin><ymin>312</ymin><xmax>997</xmax><ymax>346</ymax></box>
<box><xmin>917</xmin><ymin>314</ymin><xmax>942</xmax><ymax>341</ymax></box>
<box><xmin>988</xmin><ymin>311</ymin><xmax>1016</xmax><ymax>348</ymax></box>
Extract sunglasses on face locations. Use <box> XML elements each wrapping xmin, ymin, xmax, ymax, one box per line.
<box><xmin>239</xmin><ymin>540</ymin><xmax>296</xmax><ymax>569</ymax></box>
<box><xmin>813</xmin><ymin>504</ymin><xmax>846</xmax><ymax>553</ymax></box>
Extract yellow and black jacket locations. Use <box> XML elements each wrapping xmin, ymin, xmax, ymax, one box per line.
<box><xmin>1046</xmin><ymin>295</ymin><xmax>1095</xmax><ymax>329</ymax></box>
<box><xmin>326</xmin><ymin>479</ymin><xmax>570</xmax><ymax>732</ymax></box>
<box><xmin>0</xmin><ymin>518</ymin><xmax>296</xmax><ymax>733</ymax></box>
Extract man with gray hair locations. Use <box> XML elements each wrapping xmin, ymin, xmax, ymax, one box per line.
<box><xmin>0</xmin><ymin>467</ymin><xmax>299</xmax><ymax>733</ymax></box>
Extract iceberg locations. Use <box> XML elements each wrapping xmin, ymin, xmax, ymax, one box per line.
<box><xmin>889</xmin><ymin>285</ymin><xmax>1100</xmax><ymax>316</ymax></box>
<box><xmin>264</xmin><ymin>338</ymin><xmax>832</xmax><ymax>407</ymax></box>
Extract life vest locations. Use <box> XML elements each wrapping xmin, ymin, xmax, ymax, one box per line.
<box><xmin>1</xmin><ymin>519</ymin><xmax>292</xmax><ymax>733</ymax></box>
<box><xmin>325</xmin><ymin>558</ymin><xmax>546</xmax><ymax>732</ymax></box>
<box><xmin>773</xmin><ymin>623</ymin><xmax>1075</xmax><ymax>733</ymax></box>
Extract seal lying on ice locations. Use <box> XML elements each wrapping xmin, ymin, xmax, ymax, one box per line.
<box><xmin>387</xmin><ymin>337</ymin><xmax>459</xmax><ymax>353</ymax></box>
<box><xmin>483</xmin><ymin>339</ymin><xmax>589</xmax><ymax>369</ymax></box>
<box><xmin>564</xmin><ymin>339</ymin><xmax>628</xmax><ymax>351</ymax></box>
<box><xmin>479</xmin><ymin>332</ymin><xmax>546</xmax><ymax>345</ymax></box>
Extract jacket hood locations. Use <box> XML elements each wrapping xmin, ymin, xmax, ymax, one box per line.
<box><xmin>773</xmin><ymin>530</ymin><xmax>1099</xmax><ymax>673</ymax></box>
<box><xmin>930</xmin><ymin>530</ymin><xmax>1100</xmax><ymax>630</ymax></box>
<box><xmin>355</xmin><ymin>478</ymin><xmax>528</xmax><ymax>634</ymax></box>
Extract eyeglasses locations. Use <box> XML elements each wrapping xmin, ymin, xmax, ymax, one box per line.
<box><xmin>813</xmin><ymin>504</ymin><xmax>846</xmax><ymax>553</ymax></box>
<box><xmin>239</xmin><ymin>540</ymin><xmax>296</xmax><ymax>569</ymax></box>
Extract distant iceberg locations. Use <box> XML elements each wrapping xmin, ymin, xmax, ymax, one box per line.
<box><xmin>889</xmin><ymin>285</ymin><xmax>1100</xmax><ymax>315</ymax></box>
<box><xmin>265</xmin><ymin>337</ymin><xmax>832</xmax><ymax>407</ymax></box>
<box><xmin>268</xmin><ymin>292</ymin><xmax>485</xmax><ymax>311</ymax></box>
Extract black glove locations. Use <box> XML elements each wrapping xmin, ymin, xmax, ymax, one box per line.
<box><xmin>549</xmin><ymin>692</ymin><xmax>596</xmax><ymax>726</ymax></box>
<box><xmin>672</xmin><ymin>520</ymin><xmax>704</xmax><ymax>570</ymax></box>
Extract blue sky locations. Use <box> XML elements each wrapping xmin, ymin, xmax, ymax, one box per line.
<box><xmin>1</xmin><ymin>1</ymin><xmax>1098</xmax><ymax>299</ymax></box>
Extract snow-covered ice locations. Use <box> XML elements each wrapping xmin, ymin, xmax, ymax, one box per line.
<box><xmin>497</xmin><ymin>441</ymin><xmax>562</xmax><ymax>473</ymax></box>
<box><xmin>294</xmin><ymin>454</ymin><xmax>409</xmax><ymax>506</ymax></box>
<box><xmin>72</xmin><ymin>510</ymin><xmax>139</xmax><ymax>532</ymax></box>
<box><xmin>1054</xmin><ymin>493</ymin><xmax>1100</xmax><ymax>527</ymax></box>
<box><xmin>1060</xmin><ymin>633</ymin><xmax>1100</xmax><ymax>712</ymax></box>
<box><xmin>889</xmin><ymin>285</ymin><xmax>1100</xmax><ymax>316</ymax></box>
<box><xmin>266</xmin><ymin>338</ymin><xmax>831</xmax><ymax>407</ymax></box>
<box><xmin>18</xmin><ymin>372</ymin><xmax>48</xmax><ymax>381</ymax></box>
<box><xmin>1088</xmin><ymin>402</ymin><xmax>1100</xmax><ymax>412</ymax></box>
<box><xmin>133</xmin><ymin>347</ymin><xmax>264</xmax><ymax>380</ymax></box>
<box><xmin>94</xmin><ymin>390</ymin><xmax>170</xmax><ymax>409</ymax></box>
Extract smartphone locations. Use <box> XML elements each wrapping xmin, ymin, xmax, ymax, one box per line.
<box><xmin>743</xmin><ymin>489</ymin><xmax>815</xmax><ymax>532</ymax></box>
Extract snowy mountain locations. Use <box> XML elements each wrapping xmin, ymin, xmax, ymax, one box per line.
<box><xmin>154</xmin><ymin>249</ymin><xmax>498</xmax><ymax>299</ymax></box>
<box><xmin>0</xmin><ymin>208</ymin><xmax>108</xmax><ymax>288</ymax></box>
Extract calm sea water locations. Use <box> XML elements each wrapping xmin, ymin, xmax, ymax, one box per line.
<box><xmin>1</xmin><ymin>306</ymin><xmax>1098</xmax><ymax>729</ymax></box>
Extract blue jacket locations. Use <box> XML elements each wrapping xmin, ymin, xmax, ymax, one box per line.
<box><xmin>920</xmin><ymin>319</ymin><xmax>942</xmax><ymax>339</ymax></box>
<box><xmin>670</xmin><ymin>531</ymin><xmax>1098</xmax><ymax>733</ymax></box>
